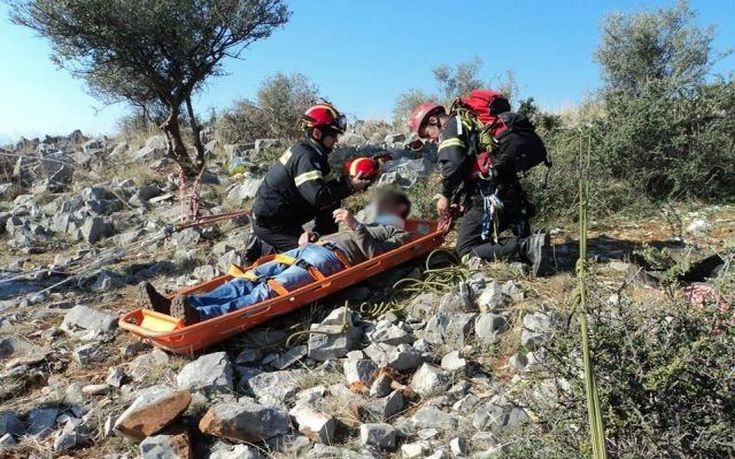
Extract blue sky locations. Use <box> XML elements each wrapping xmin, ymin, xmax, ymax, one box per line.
<box><xmin>0</xmin><ymin>0</ymin><xmax>733</xmax><ymax>142</ymax></box>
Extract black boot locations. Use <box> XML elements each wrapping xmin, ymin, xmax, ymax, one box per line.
<box><xmin>170</xmin><ymin>295</ymin><xmax>201</xmax><ymax>325</ymax></box>
<box><xmin>137</xmin><ymin>282</ymin><xmax>171</xmax><ymax>314</ymax></box>
<box><xmin>522</xmin><ymin>232</ymin><xmax>551</xmax><ymax>276</ymax></box>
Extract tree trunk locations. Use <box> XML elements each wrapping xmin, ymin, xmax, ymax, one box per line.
<box><xmin>161</xmin><ymin>106</ymin><xmax>197</xmax><ymax>178</ymax></box>
<box><xmin>185</xmin><ymin>95</ymin><xmax>206</xmax><ymax>171</ymax></box>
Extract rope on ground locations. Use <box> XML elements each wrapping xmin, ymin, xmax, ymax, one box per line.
<box><xmin>358</xmin><ymin>249</ymin><xmax>476</xmax><ymax>319</ymax></box>
<box><xmin>572</xmin><ymin>131</ymin><xmax>608</xmax><ymax>459</ymax></box>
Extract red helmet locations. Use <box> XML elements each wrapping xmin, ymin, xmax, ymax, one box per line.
<box><xmin>344</xmin><ymin>157</ymin><xmax>381</xmax><ymax>180</ymax></box>
<box><xmin>409</xmin><ymin>101</ymin><xmax>445</xmax><ymax>138</ymax></box>
<box><xmin>301</xmin><ymin>103</ymin><xmax>347</xmax><ymax>133</ymax></box>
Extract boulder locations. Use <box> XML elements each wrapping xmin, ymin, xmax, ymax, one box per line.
<box><xmin>359</xmin><ymin>423</ymin><xmax>396</xmax><ymax>449</ymax></box>
<box><xmin>199</xmin><ymin>401</ymin><xmax>290</xmax><ymax>443</ymax></box>
<box><xmin>410</xmin><ymin>364</ymin><xmax>451</xmax><ymax>398</ymax></box>
<box><xmin>139</xmin><ymin>424</ymin><xmax>192</xmax><ymax>459</ymax></box>
<box><xmin>289</xmin><ymin>403</ymin><xmax>336</xmax><ymax>444</ymax></box>
<box><xmin>114</xmin><ymin>386</ymin><xmax>192</xmax><ymax>441</ymax></box>
<box><xmin>61</xmin><ymin>305</ymin><xmax>118</xmax><ymax>333</ymax></box>
<box><xmin>176</xmin><ymin>351</ymin><xmax>233</xmax><ymax>392</ymax></box>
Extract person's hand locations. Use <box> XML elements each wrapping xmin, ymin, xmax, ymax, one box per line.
<box><xmin>333</xmin><ymin>208</ymin><xmax>359</xmax><ymax>230</ymax></box>
<box><xmin>436</xmin><ymin>195</ymin><xmax>450</xmax><ymax>217</ymax></box>
<box><xmin>298</xmin><ymin>231</ymin><xmax>319</xmax><ymax>246</ymax></box>
<box><xmin>350</xmin><ymin>172</ymin><xmax>371</xmax><ymax>193</ymax></box>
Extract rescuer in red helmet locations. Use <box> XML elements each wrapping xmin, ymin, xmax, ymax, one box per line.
<box><xmin>247</xmin><ymin>102</ymin><xmax>372</xmax><ymax>261</ymax></box>
<box><xmin>409</xmin><ymin>99</ymin><xmax>550</xmax><ymax>276</ymax></box>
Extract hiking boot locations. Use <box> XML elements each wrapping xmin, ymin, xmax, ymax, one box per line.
<box><xmin>137</xmin><ymin>281</ymin><xmax>171</xmax><ymax>314</ymax></box>
<box><xmin>523</xmin><ymin>232</ymin><xmax>551</xmax><ymax>277</ymax></box>
<box><xmin>170</xmin><ymin>294</ymin><xmax>201</xmax><ymax>325</ymax></box>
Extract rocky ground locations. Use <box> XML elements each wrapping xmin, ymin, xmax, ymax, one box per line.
<box><xmin>0</xmin><ymin>129</ymin><xmax>732</xmax><ymax>458</ymax></box>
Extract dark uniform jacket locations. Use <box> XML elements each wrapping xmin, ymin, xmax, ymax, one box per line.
<box><xmin>252</xmin><ymin>138</ymin><xmax>353</xmax><ymax>228</ymax></box>
<box><xmin>437</xmin><ymin>114</ymin><xmax>475</xmax><ymax>199</ymax></box>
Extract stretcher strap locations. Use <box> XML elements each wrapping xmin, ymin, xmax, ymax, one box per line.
<box><xmin>267</xmin><ymin>279</ymin><xmax>289</xmax><ymax>296</ymax></box>
<box><xmin>272</xmin><ymin>254</ymin><xmax>326</xmax><ymax>281</ymax></box>
<box><xmin>228</xmin><ymin>264</ymin><xmax>260</xmax><ymax>282</ymax></box>
<box><xmin>317</xmin><ymin>241</ymin><xmax>352</xmax><ymax>268</ymax></box>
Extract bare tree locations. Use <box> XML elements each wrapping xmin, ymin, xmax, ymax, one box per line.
<box><xmin>8</xmin><ymin>0</ymin><xmax>290</xmax><ymax>178</ymax></box>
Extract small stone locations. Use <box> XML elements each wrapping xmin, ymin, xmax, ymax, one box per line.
<box><xmin>114</xmin><ymin>386</ymin><xmax>192</xmax><ymax>441</ymax></box>
<box><xmin>176</xmin><ymin>351</ymin><xmax>233</xmax><ymax>392</ymax></box>
<box><xmin>343</xmin><ymin>359</ymin><xmax>378</xmax><ymax>386</ymax></box>
<box><xmin>26</xmin><ymin>407</ymin><xmax>59</xmax><ymax>437</ymax></box>
<box><xmin>477</xmin><ymin>281</ymin><xmax>508</xmax><ymax>312</ymax></box>
<box><xmin>440</xmin><ymin>351</ymin><xmax>466</xmax><ymax>372</ymax></box>
<box><xmin>452</xmin><ymin>394</ymin><xmax>480</xmax><ymax>412</ymax></box>
<box><xmin>0</xmin><ymin>433</ymin><xmax>16</xmax><ymax>449</ymax></box>
<box><xmin>363</xmin><ymin>342</ymin><xmax>421</xmax><ymax>371</ymax></box>
<box><xmin>209</xmin><ymin>443</ymin><xmax>263</xmax><ymax>459</ymax></box>
<box><xmin>363</xmin><ymin>390</ymin><xmax>404</xmax><ymax>421</ymax></box>
<box><xmin>410</xmin><ymin>406</ymin><xmax>458</xmax><ymax>431</ymax></box>
<box><xmin>289</xmin><ymin>403</ymin><xmax>336</xmax><ymax>444</ymax></box>
<box><xmin>82</xmin><ymin>383</ymin><xmax>110</xmax><ymax>395</ymax></box>
<box><xmin>53</xmin><ymin>430</ymin><xmax>86</xmax><ymax>453</ymax></box>
<box><xmin>199</xmin><ymin>401</ymin><xmax>290</xmax><ymax>443</ymax></box>
<box><xmin>296</xmin><ymin>385</ymin><xmax>326</xmax><ymax>405</ymax></box>
<box><xmin>401</xmin><ymin>440</ymin><xmax>431</xmax><ymax>458</ymax></box>
<box><xmin>234</xmin><ymin>348</ymin><xmax>261</xmax><ymax>364</ymax></box>
<box><xmin>369</xmin><ymin>373</ymin><xmax>393</xmax><ymax>398</ymax></box>
<box><xmin>139</xmin><ymin>423</ymin><xmax>192</xmax><ymax>459</ymax></box>
<box><xmin>246</xmin><ymin>369</ymin><xmax>305</xmax><ymax>407</ymax></box>
<box><xmin>450</xmin><ymin>437</ymin><xmax>468</xmax><ymax>456</ymax></box>
<box><xmin>73</xmin><ymin>343</ymin><xmax>104</xmax><ymax>365</ymax></box>
<box><xmin>410</xmin><ymin>364</ymin><xmax>451</xmax><ymax>398</ymax></box>
<box><xmin>521</xmin><ymin>311</ymin><xmax>553</xmax><ymax>350</ymax></box>
<box><xmin>106</xmin><ymin>367</ymin><xmax>127</xmax><ymax>388</ymax></box>
<box><xmin>359</xmin><ymin>423</ymin><xmax>396</xmax><ymax>449</ymax></box>
<box><xmin>271</xmin><ymin>345</ymin><xmax>307</xmax><ymax>370</ymax></box>
<box><xmin>367</xmin><ymin>319</ymin><xmax>415</xmax><ymax>345</ymax></box>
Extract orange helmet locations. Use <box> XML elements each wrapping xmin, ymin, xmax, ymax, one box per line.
<box><xmin>409</xmin><ymin>101</ymin><xmax>445</xmax><ymax>138</ymax></box>
<box><xmin>344</xmin><ymin>157</ymin><xmax>381</xmax><ymax>180</ymax></box>
<box><xmin>301</xmin><ymin>103</ymin><xmax>347</xmax><ymax>133</ymax></box>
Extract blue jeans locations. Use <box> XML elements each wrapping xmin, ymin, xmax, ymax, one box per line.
<box><xmin>189</xmin><ymin>244</ymin><xmax>344</xmax><ymax>320</ymax></box>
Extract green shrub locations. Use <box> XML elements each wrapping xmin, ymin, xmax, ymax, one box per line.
<box><xmin>504</xmin><ymin>266</ymin><xmax>735</xmax><ymax>458</ymax></box>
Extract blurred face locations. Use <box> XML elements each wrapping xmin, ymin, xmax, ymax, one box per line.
<box><xmin>420</xmin><ymin>116</ymin><xmax>442</xmax><ymax>142</ymax></box>
<box><xmin>375</xmin><ymin>195</ymin><xmax>406</xmax><ymax>218</ymax></box>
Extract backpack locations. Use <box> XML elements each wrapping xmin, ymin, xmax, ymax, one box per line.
<box><xmin>452</xmin><ymin>89</ymin><xmax>551</xmax><ymax>182</ymax></box>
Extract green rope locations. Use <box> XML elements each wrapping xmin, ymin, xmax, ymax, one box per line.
<box><xmin>572</xmin><ymin>131</ymin><xmax>608</xmax><ymax>459</ymax></box>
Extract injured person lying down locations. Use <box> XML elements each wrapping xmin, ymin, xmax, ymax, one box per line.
<box><xmin>138</xmin><ymin>189</ymin><xmax>412</xmax><ymax>324</ymax></box>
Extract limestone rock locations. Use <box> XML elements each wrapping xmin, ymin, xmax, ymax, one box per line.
<box><xmin>114</xmin><ymin>386</ymin><xmax>192</xmax><ymax>441</ymax></box>
<box><xmin>359</xmin><ymin>423</ymin><xmax>396</xmax><ymax>449</ymax></box>
<box><xmin>410</xmin><ymin>364</ymin><xmax>451</xmax><ymax>398</ymax></box>
<box><xmin>176</xmin><ymin>351</ymin><xmax>233</xmax><ymax>392</ymax></box>
<box><xmin>475</xmin><ymin>313</ymin><xmax>508</xmax><ymax>345</ymax></box>
<box><xmin>289</xmin><ymin>403</ymin><xmax>336</xmax><ymax>444</ymax></box>
<box><xmin>343</xmin><ymin>358</ymin><xmax>378</xmax><ymax>386</ymax></box>
<box><xmin>61</xmin><ymin>305</ymin><xmax>117</xmax><ymax>333</ymax></box>
<box><xmin>139</xmin><ymin>424</ymin><xmax>192</xmax><ymax>459</ymax></box>
<box><xmin>199</xmin><ymin>401</ymin><xmax>290</xmax><ymax>443</ymax></box>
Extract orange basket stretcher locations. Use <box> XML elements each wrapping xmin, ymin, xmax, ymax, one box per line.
<box><xmin>119</xmin><ymin>218</ymin><xmax>450</xmax><ymax>354</ymax></box>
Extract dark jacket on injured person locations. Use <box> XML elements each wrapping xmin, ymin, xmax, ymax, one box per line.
<box><xmin>186</xmin><ymin>223</ymin><xmax>410</xmax><ymax>321</ymax></box>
